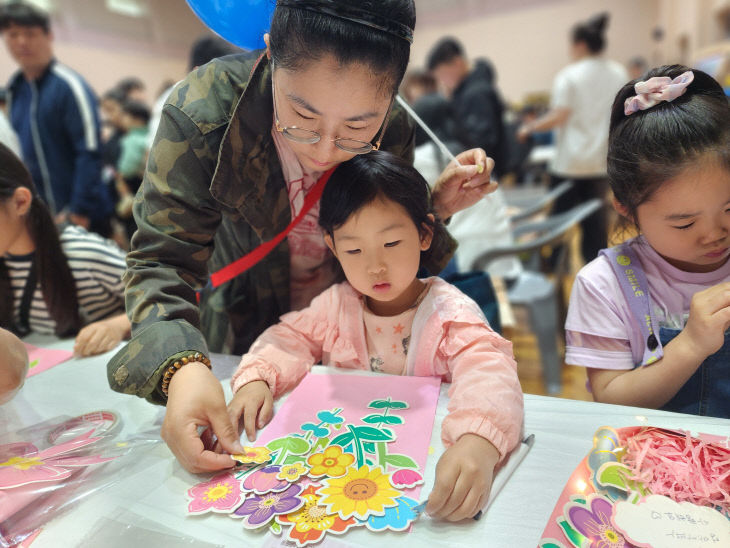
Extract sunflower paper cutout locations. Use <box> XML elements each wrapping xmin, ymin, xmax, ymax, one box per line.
<box><xmin>277</xmin><ymin>484</ymin><xmax>360</xmax><ymax>546</ymax></box>
<box><xmin>306</xmin><ymin>446</ymin><xmax>354</xmax><ymax>478</ymax></box>
<box><xmin>317</xmin><ymin>464</ymin><xmax>401</xmax><ymax>520</ymax></box>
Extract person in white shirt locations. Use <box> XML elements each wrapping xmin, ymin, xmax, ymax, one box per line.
<box><xmin>518</xmin><ymin>12</ymin><xmax>628</xmax><ymax>263</ymax></box>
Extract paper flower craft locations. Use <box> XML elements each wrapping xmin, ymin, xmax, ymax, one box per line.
<box><xmin>277</xmin><ymin>484</ymin><xmax>359</xmax><ymax>546</ymax></box>
<box><xmin>233</xmin><ymin>483</ymin><xmax>304</xmax><ymax>529</ymax></box>
<box><xmin>231</xmin><ymin>446</ymin><xmax>272</xmax><ymax>465</ymax></box>
<box><xmin>187</xmin><ymin>472</ymin><xmax>243</xmax><ymax>515</ymax></box>
<box><xmin>390</xmin><ymin>469</ymin><xmax>423</xmax><ymax>489</ymax></box>
<box><xmin>242</xmin><ymin>465</ymin><xmax>289</xmax><ymax>495</ymax></box>
<box><xmin>307</xmin><ymin>446</ymin><xmax>354</xmax><ymax>478</ymax></box>
<box><xmin>318</xmin><ymin>464</ymin><xmax>401</xmax><ymax>520</ymax></box>
<box><xmin>361</xmin><ymin>495</ymin><xmax>419</xmax><ymax>532</ymax></box>
<box><xmin>565</xmin><ymin>495</ymin><xmax>629</xmax><ymax>548</ymax></box>
<box><xmin>0</xmin><ymin>430</ymin><xmax>113</xmax><ymax>489</ymax></box>
<box><xmin>277</xmin><ymin>462</ymin><xmax>309</xmax><ymax>483</ymax></box>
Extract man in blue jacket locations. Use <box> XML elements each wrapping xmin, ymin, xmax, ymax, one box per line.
<box><xmin>1</xmin><ymin>2</ymin><xmax>111</xmax><ymax>235</ymax></box>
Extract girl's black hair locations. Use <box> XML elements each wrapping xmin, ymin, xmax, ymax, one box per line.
<box><xmin>0</xmin><ymin>143</ymin><xmax>82</xmax><ymax>337</ymax></box>
<box><xmin>318</xmin><ymin>150</ymin><xmax>450</xmax><ymax>269</ymax></box>
<box><xmin>269</xmin><ymin>0</ymin><xmax>415</xmax><ymax>94</ymax></box>
<box><xmin>572</xmin><ymin>12</ymin><xmax>609</xmax><ymax>54</ymax></box>
<box><xmin>608</xmin><ymin>65</ymin><xmax>730</xmax><ymax>227</ymax></box>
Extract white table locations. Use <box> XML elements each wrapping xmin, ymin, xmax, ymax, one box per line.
<box><xmin>3</xmin><ymin>336</ymin><xmax>730</xmax><ymax>547</ymax></box>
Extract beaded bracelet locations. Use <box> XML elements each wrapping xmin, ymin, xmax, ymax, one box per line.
<box><xmin>160</xmin><ymin>352</ymin><xmax>212</xmax><ymax>397</ymax></box>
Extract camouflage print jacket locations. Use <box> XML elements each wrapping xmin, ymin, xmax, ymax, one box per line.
<box><xmin>107</xmin><ymin>51</ymin><xmax>454</xmax><ymax>405</ymax></box>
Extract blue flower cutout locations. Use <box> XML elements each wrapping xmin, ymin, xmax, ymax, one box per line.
<box><xmin>317</xmin><ymin>410</ymin><xmax>344</xmax><ymax>425</ymax></box>
<box><xmin>300</xmin><ymin>423</ymin><xmax>329</xmax><ymax>438</ymax></box>
<box><xmin>361</xmin><ymin>496</ymin><xmax>419</xmax><ymax>532</ymax></box>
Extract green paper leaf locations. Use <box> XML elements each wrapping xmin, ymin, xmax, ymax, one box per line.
<box><xmin>282</xmin><ymin>454</ymin><xmax>306</xmax><ymax>465</ymax></box>
<box><xmin>368</xmin><ymin>399</ymin><xmax>409</xmax><ymax>409</ymax></box>
<box><xmin>266</xmin><ymin>436</ymin><xmax>311</xmax><ymax>455</ymax></box>
<box><xmin>384</xmin><ymin>454</ymin><xmax>418</xmax><ymax>469</ymax></box>
<box><xmin>269</xmin><ymin>521</ymin><xmax>282</xmax><ymax>535</ymax></box>
<box><xmin>557</xmin><ymin>518</ymin><xmax>587</xmax><ymax>548</ymax></box>
<box><xmin>363</xmin><ymin>442</ymin><xmax>376</xmax><ymax>454</ymax></box>
<box><xmin>351</xmin><ymin>426</ymin><xmax>394</xmax><ymax>442</ymax></box>
<box><xmin>330</xmin><ymin>432</ymin><xmax>354</xmax><ymax>448</ymax></box>
<box><xmin>362</xmin><ymin>414</ymin><xmax>404</xmax><ymax>425</ymax></box>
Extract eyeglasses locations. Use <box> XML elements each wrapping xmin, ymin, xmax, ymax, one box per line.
<box><xmin>271</xmin><ymin>60</ymin><xmax>393</xmax><ymax>155</ymax></box>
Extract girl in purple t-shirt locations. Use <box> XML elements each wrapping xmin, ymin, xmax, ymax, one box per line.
<box><xmin>565</xmin><ymin>64</ymin><xmax>730</xmax><ymax>418</ymax></box>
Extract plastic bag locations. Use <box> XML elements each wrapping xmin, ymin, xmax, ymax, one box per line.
<box><xmin>0</xmin><ymin>410</ymin><xmax>159</xmax><ymax>547</ymax></box>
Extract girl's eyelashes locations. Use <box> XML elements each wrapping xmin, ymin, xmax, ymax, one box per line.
<box><xmin>384</xmin><ymin>240</ymin><xmax>401</xmax><ymax>248</ymax></box>
<box><xmin>672</xmin><ymin>222</ymin><xmax>694</xmax><ymax>230</ymax></box>
<box><xmin>345</xmin><ymin>249</ymin><xmax>361</xmax><ymax>255</ymax></box>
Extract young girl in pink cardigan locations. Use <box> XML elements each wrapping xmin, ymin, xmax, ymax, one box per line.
<box><xmin>229</xmin><ymin>151</ymin><xmax>523</xmax><ymax>522</ymax></box>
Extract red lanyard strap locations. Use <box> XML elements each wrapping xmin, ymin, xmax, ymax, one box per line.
<box><xmin>209</xmin><ymin>167</ymin><xmax>335</xmax><ymax>289</ymax></box>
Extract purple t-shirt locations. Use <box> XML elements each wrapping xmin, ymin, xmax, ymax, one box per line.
<box><xmin>566</xmin><ymin>236</ymin><xmax>730</xmax><ymax>370</ymax></box>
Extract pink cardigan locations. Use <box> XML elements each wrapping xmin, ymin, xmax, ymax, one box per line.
<box><xmin>231</xmin><ymin>277</ymin><xmax>524</xmax><ymax>458</ymax></box>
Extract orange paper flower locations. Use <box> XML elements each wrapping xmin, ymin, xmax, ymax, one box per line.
<box><xmin>277</xmin><ymin>484</ymin><xmax>358</xmax><ymax>546</ymax></box>
<box><xmin>306</xmin><ymin>446</ymin><xmax>354</xmax><ymax>478</ymax></box>
<box><xmin>231</xmin><ymin>446</ymin><xmax>272</xmax><ymax>465</ymax></box>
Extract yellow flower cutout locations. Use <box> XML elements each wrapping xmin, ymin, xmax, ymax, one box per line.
<box><xmin>317</xmin><ymin>465</ymin><xmax>401</xmax><ymax>520</ymax></box>
<box><xmin>276</xmin><ymin>462</ymin><xmax>309</xmax><ymax>482</ymax></box>
<box><xmin>307</xmin><ymin>446</ymin><xmax>355</xmax><ymax>478</ymax></box>
<box><xmin>231</xmin><ymin>446</ymin><xmax>272</xmax><ymax>465</ymax></box>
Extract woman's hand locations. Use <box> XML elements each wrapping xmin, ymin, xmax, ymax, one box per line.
<box><xmin>73</xmin><ymin>313</ymin><xmax>131</xmax><ymax>356</ymax></box>
<box><xmin>161</xmin><ymin>362</ymin><xmax>244</xmax><ymax>473</ymax></box>
<box><xmin>426</xmin><ymin>433</ymin><xmax>500</xmax><ymax>522</ymax></box>
<box><xmin>431</xmin><ymin>149</ymin><xmax>497</xmax><ymax>220</ymax></box>
<box><xmin>228</xmin><ymin>380</ymin><xmax>274</xmax><ymax>442</ymax></box>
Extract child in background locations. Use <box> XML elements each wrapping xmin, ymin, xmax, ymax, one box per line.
<box><xmin>115</xmin><ymin>99</ymin><xmax>150</xmax><ymax>241</ymax></box>
<box><xmin>0</xmin><ymin>143</ymin><xmax>130</xmax><ymax>356</ymax></box>
<box><xmin>565</xmin><ymin>65</ymin><xmax>730</xmax><ymax>418</ymax></box>
<box><xmin>0</xmin><ymin>327</ymin><xmax>28</xmax><ymax>404</ymax></box>
<box><xmin>229</xmin><ymin>151</ymin><xmax>524</xmax><ymax>522</ymax></box>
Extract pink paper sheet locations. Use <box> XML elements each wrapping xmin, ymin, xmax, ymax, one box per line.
<box><xmin>256</xmin><ymin>372</ymin><xmax>441</xmax><ymax>497</ymax></box>
<box><xmin>24</xmin><ymin>344</ymin><xmax>73</xmax><ymax>378</ymax></box>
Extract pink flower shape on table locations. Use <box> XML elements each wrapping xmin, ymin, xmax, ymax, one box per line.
<box><xmin>277</xmin><ymin>462</ymin><xmax>309</xmax><ymax>483</ymax></box>
<box><xmin>0</xmin><ymin>430</ymin><xmax>113</xmax><ymax>489</ymax></box>
<box><xmin>187</xmin><ymin>472</ymin><xmax>243</xmax><ymax>515</ymax></box>
<box><xmin>233</xmin><ymin>483</ymin><xmax>304</xmax><ymax>529</ymax></box>
<box><xmin>231</xmin><ymin>446</ymin><xmax>272</xmax><ymax>465</ymax></box>
<box><xmin>566</xmin><ymin>496</ymin><xmax>629</xmax><ymax>548</ymax></box>
<box><xmin>242</xmin><ymin>465</ymin><xmax>289</xmax><ymax>494</ymax></box>
<box><xmin>390</xmin><ymin>468</ymin><xmax>423</xmax><ymax>489</ymax></box>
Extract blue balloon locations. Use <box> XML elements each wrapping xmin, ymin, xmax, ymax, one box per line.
<box><xmin>186</xmin><ymin>0</ymin><xmax>276</xmax><ymax>50</ymax></box>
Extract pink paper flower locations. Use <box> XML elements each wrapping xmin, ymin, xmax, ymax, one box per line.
<box><xmin>390</xmin><ymin>469</ymin><xmax>423</xmax><ymax>489</ymax></box>
<box><xmin>0</xmin><ymin>430</ymin><xmax>113</xmax><ymax>489</ymax></box>
<box><xmin>187</xmin><ymin>472</ymin><xmax>243</xmax><ymax>514</ymax></box>
<box><xmin>242</xmin><ymin>465</ymin><xmax>289</xmax><ymax>494</ymax></box>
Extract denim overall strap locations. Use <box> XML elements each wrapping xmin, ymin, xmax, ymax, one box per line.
<box><xmin>600</xmin><ymin>245</ymin><xmax>663</xmax><ymax>366</ymax></box>
<box><xmin>657</xmin><ymin>327</ymin><xmax>730</xmax><ymax>418</ymax></box>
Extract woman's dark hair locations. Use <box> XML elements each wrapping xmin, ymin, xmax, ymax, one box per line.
<box><xmin>0</xmin><ymin>143</ymin><xmax>82</xmax><ymax>337</ymax></box>
<box><xmin>608</xmin><ymin>64</ymin><xmax>730</xmax><ymax>227</ymax></box>
<box><xmin>319</xmin><ymin>150</ymin><xmax>450</xmax><ymax>269</ymax></box>
<box><xmin>425</xmin><ymin>37</ymin><xmax>464</xmax><ymax>71</ymax></box>
<box><xmin>572</xmin><ymin>12</ymin><xmax>609</xmax><ymax>54</ymax></box>
<box><xmin>122</xmin><ymin>98</ymin><xmax>151</xmax><ymax>125</ymax></box>
<box><xmin>269</xmin><ymin>0</ymin><xmax>415</xmax><ymax>94</ymax></box>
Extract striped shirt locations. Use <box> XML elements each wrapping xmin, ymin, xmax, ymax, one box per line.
<box><xmin>5</xmin><ymin>225</ymin><xmax>126</xmax><ymax>335</ymax></box>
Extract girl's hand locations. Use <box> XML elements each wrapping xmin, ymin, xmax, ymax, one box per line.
<box><xmin>679</xmin><ymin>282</ymin><xmax>730</xmax><ymax>360</ymax></box>
<box><xmin>73</xmin><ymin>314</ymin><xmax>131</xmax><ymax>356</ymax></box>
<box><xmin>431</xmin><ymin>149</ymin><xmax>497</xmax><ymax>220</ymax></box>
<box><xmin>228</xmin><ymin>380</ymin><xmax>274</xmax><ymax>443</ymax></box>
<box><xmin>161</xmin><ymin>362</ymin><xmax>244</xmax><ymax>473</ymax></box>
<box><xmin>426</xmin><ymin>433</ymin><xmax>500</xmax><ymax>521</ymax></box>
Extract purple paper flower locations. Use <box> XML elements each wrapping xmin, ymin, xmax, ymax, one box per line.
<box><xmin>233</xmin><ymin>483</ymin><xmax>305</xmax><ymax>528</ymax></box>
<box><xmin>567</xmin><ymin>496</ymin><xmax>629</xmax><ymax>548</ymax></box>
<box><xmin>242</xmin><ymin>465</ymin><xmax>288</xmax><ymax>494</ymax></box>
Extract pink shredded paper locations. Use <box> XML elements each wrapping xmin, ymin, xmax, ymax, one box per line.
<box><xmin>620</xmin><ymin>428</ymin><xmax>730</xmax><ymax>515</ymax></box>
